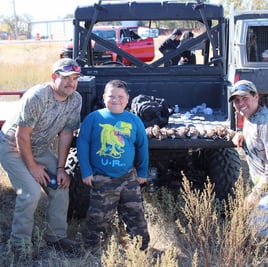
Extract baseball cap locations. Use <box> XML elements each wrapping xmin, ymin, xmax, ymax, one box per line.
<box><xmin>172</xmin><ymin>28</ymin><xmax>182</xmax><ymax>36</ymax></box>
<box><xmin>229</xmin><ymin>80</ymin><xmax>257</xmax><ymax>102</ymax></box>
<box><xmin>52</xmin><ymin>58</ymin><xmax>81</xmax><ymax>76</ymax></box>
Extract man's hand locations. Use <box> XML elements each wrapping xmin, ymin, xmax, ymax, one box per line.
<box><xmin>29</xmin><ymin>164</ymin><xmax>50</xmax><ymax>186</ymax></box>
<box><xmin>30</xmin><ymin>167</ymin><xmax>70</xmax><ymax>189</ymax></box>
<box><xmin>232</xmin><ymin>132</ymin><xmax>244</xmax><ymax>148</ymax></box>
<box><xmin>55</xmin><ymin>169</ymin><xmax>70</xmax><ymax>189</ymax></box>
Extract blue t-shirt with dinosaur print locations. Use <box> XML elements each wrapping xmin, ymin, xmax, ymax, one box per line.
<box><xmin>77</xmin><ymin>108</ymin><xmax>149</xmax><ymax>179</ymax></box>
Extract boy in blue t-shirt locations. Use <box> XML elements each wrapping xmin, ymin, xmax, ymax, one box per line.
<box><xmin>77</xmin><ymin>79</ymin><xmax>150</xmax><ymax>251</ymax></box>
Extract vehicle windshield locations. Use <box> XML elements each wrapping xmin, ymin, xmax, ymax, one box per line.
<box><xmin>92</xmin><ymin>29</ymin><xmax>116</xmax><ymax>41</ymax></box>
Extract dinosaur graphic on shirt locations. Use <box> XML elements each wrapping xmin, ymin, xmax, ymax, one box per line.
<box><xmin>97</xmin><ymin>121</ymin><xmax>132</xmax><ymax>158</ymax></box>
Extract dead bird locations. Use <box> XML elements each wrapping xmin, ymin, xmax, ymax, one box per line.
<box><xmin>159</xmin><ymin>127</ymin><xmax>168</xmax><ymax>140</ymax></box>
<box><xmin>187</xmin><ymin>126</ymin><xmax>199</xmax><ymax>139</ymax></box>
<box><xmin>152</xmin><ymin>124</ymin><xmax>161</xmax><ymax>139</ymax></box>
<box><xmin>206</xmin><ymin>126</ymin><xmax>218</xmax><ymax>139</ymax></box>
<box><xmin>166</xmin><ymin>128</ymin><xmax>176</xmax><ymax>139</ymax></box>
<box><xmin>195</xmin><ymin>125</ymin><xmax>208</xmax><ymax>138</ymax></box>
<box><xmin>216</xmin><ymin>125</ymin><xmax>228</xmax><ymax>139</ymax></box>
<box><xmin>175</xmin><ymin>126</ymin><xmax>189</xmax><ymax>139</ymax></box>
<box><xmin>146</xmin><ymin>126</ymin><xmax>154</xmax><ymax>139</ymax></box>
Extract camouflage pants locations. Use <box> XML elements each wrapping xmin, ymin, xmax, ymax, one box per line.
<box><xmin>86</xmin><ymin>171</ymin><xmax>150</xmax><ymax>250</ymax></box>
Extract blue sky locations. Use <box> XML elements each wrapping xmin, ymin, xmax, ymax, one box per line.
<box><xmin>0</xmin><ymin>0</ymin><xmax>96</xmax><ymax>20</ymax></box>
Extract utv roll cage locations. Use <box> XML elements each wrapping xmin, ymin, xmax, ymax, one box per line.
<box><xmin>73</xmin><ymin>1</ymin><xmax>226</xmax><ymax>70</ymax></box>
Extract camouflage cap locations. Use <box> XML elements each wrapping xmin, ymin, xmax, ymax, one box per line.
<box><xmin>52</xmin><ymin>58</ymin><xmax>81</xmax><ymax>76</ymax></box>
<box><xmin>229</xmin><ymin>80</ymin><xmax>257</xmax><ymax>102</ymax></box>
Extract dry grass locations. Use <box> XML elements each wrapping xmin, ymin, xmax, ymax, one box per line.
<box><xmin>0</xmin><ymin>40</ymin><xmax>267</xmax><ymax>266</ymax></box>
<box><xmin>0</xmin><ymin>41</ymin><xmax>62</xmax><ymax>91</ymax></box>
<box><xmin>0</xmin><ymin>37</ymin><xmax>169</xmax><ymax>92</ymax></box>
<box><xmin>1</xmin><ymin>157</ymin><xmax>267</xmax><ymax>266</ymax></box>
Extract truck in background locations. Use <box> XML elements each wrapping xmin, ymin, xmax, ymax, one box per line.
<box><xmin>228</xmin><ymin>9</ymin><xmax>268</xmax><ymax>129</ymax></box>
<box><xmin>60</xmin><ymin>25</ymin><xmax>156</xmax><ymax>66</ymax></box>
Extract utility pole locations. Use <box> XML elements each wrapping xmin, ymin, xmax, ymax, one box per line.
<box><xmin>11</xmin><ymin>0</ymin><xmax>18</xmax><ymax>39</ymax></box>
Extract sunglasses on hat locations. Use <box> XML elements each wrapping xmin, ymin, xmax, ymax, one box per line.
<box><xmin>56</xmin><ymin>64</ymin><xmax>81</xmax><ymax>73</ymax></box>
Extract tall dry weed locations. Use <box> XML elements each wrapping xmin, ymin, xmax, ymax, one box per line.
<box><xmin>176</xmin><ymin>177</ymin><xmax>221</xmax><ymax>266</ymax></box>
<box><xmin>176</xmin><ymin>176</ymin><xmax>267</xmax><ymax>267</ymax></box>
<box><xmin>220</xmin><ymin>177</ymin><xmax>267</xmax><ymax>267</ymax></box>
<box><xmin>1</xmin><ymin>165</ymin><xmax>267</xmax><ymax>266</ymax></box>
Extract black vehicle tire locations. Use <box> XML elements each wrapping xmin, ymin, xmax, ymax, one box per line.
<box><xmin>202</xmin><ymin>147</ymin><xmax>241</xmax><ymax>200</ymax></box>
<box><xmin>65</xmin><ymin>148</ymin><xmax>90</xmax><ymax>220</ymax></box>
<box><xmin>183</xmin><ymin>148</ymin><xmax>241</xmax><ymax>200</ymax></box>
